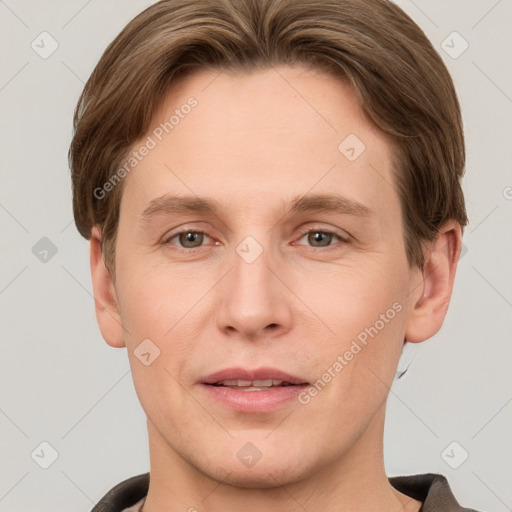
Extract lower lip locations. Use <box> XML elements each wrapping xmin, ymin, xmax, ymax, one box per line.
<box><xmin>200</xmin><ymin>383</ymin><xmax>308</xmax><ymax>412</ymax></box>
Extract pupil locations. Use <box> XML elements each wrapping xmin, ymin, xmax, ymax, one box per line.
<box><xmin>181</xmin><ymin>232</ymin><xmax>203</xmax><ymax>247</ymax></box>
<box><xmin>309</xmin><ymin>231</ymin><xmax>330</xmax><ymax>247</ymax></box>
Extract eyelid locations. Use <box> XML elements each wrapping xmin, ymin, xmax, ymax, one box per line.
<box><xmin>161</xmin><ymin>221</ymin><xmax>215</xmax><ymax>240</ymax></box>
<box><xmin>294</xmin><ymin>225</ymin><xmax>350</xmax><ymax>241</ymax></box>
<box><xmin>162</xmin><ymin>227</ymin><xmax>215</xmax><ymax>248</ymax></box>
<box><xmin>293</xmin><ymin>225</ymin><xmax>350</xmax><ymax>250</ymax></box>
<box><xmin>162</xmin><ymin>224</ymin><xmax>350</xmax><ymax>250</ymax></box>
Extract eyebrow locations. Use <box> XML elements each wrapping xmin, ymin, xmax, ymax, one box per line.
<box><xmin>139</xmin><ymin>192</ymin><xmax>374</xmax><ymax>226</ymax></box>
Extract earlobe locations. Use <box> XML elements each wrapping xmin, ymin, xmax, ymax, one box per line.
<box><xmin>404</xmin><ymin>221</ymin><xmax>462</xmax><ymax>344</ymax></box>
<box><xmin>90</xmin><ymin>226</ymin><xmax>126</xmax><ymax>348</ymax></box>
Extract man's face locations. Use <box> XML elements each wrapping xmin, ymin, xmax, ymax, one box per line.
<box><xmin>111</xmin><ymin>65</ymin><xmax>422</xmax><ymax>486</ymax></box>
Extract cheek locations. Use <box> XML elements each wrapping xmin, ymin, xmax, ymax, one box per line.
<box><xmin>119</xmin><ymin>269</ymin><xmax>204</xmax><ymax>422</ymax></box>
<box><xmin>115</xmin><ymin>270</ymin><xmax>206</xmax><ymax>405</ymax></box>
<box><xmin>296</xmin><ymin>259</ymin><xmax>408</xmax><ymax>400</ymax></box>
<box><xmin>116</xmin><ymin>262</ymin><xmax>193</xmax><ymax>337</ymax></box>
<box><xmin>292</xmin><ymin>255</ymin><xmax>407</xmax><ymax>337</ymax></box>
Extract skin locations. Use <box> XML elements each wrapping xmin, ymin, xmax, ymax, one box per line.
<box><xmin>89</xmin><ymin>64</ymin><xmax>462</xmax><ymax>512</ymax></box>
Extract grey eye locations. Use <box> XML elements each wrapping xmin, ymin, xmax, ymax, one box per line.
<box><xmin>175</xmin><ymin>231</ymin><xmax>205</xmax><ymax>248</ymax></box>
<box><xmin>299</xmin><ymin>231</ymin><xmax>339</xmax><ymax>247</ymax></box>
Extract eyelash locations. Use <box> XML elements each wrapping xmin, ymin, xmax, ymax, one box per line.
<box><xmin>162</xmin><ymin>227</ymin><xmax>349</xmax><ymax>252</ymax></box>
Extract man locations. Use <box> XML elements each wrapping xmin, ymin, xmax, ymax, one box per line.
<box><xmin>68</xmin><ymin>0</ymin><xmax>480</xmax><ymax>510</ymax></box>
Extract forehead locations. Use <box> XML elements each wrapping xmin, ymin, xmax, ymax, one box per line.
<box><xmin>119</xmin><ymin>64</ymin><xmax>399</xmax><ymax>225</ymax></box>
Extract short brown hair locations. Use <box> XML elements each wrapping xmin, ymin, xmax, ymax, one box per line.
<box><xmin>69</xmin><ymin>0</ymin><xmax>468</xmax><ymax>277</ymax></box>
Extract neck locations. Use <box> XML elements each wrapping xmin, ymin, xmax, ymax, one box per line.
<box><xmin>141</xmin><ymin>405</ymin><xmax>421</xmax><ymax>512</ymax></box>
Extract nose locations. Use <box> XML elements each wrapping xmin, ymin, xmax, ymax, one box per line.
<box><xmin>214</xmin><ymin>236</ymin><xmax>293</xmax><ymax>341</ymax></box>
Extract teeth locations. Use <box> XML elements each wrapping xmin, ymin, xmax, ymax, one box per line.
<box><xmin>253</xmin><ymin>379</ymin><xmax>273</xmax><ymax>387</ymax></box>
<box><xmin>215</xmin><ymin>379</ymin><xmax>286</xmax><ymax>387</ymax></box>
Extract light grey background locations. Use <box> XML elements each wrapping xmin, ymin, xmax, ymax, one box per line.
<box><xmin>1</xmin><ymin>1</ymin><xmax>511</xmax><ymax>511</ymax></box>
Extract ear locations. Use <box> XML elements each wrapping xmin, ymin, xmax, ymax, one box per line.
<box><xmin>90</xmin><ymin>226</ymin><xmax>126</xmax><ymax>348</ymax></box>
<box><xmin>404</xmin><ymin>220</ymin><xmax>462</xmax><ymax>343</ymax></box>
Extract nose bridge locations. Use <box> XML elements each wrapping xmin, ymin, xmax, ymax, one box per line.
<box><xmin>231</xmin><ymin>232</ymin><xmax>277</xmax><ymax>305</ymax></box>
<box><xmin>215</xmin><ymin>229</ymin><xmax>291</xmax><ymax>337</ymax></box>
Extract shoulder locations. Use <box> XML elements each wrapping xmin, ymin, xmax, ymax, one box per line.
<box><xmin>389</xmin><ymin>473</ymin><xmax>483</xmax><ymax>512</ymax></box>
<box><xmin>91</xmin><ymin>472</ymin><xmax>149</xmax><ymax>512</ymax></box>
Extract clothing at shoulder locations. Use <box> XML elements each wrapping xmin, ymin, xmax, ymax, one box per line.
<box><xmin>389</xmin><ymin>473</ymin><xmax>481</xmax><ymax>512</ymax></box>
<box><xmin>91</xmin><ymin>472</ymin><xmax>482</xmax><ymax>512</ymax></box>
<box><xmin>91</xmin><ymin>473</ymin><xmax>148</xmax><ymax>512</ymax></box>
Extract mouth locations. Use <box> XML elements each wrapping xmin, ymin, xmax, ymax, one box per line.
<box><xmin>200</xmin><ymin>367</ymin><xmax>309</xmax><ymax>387</ymax></box>
<box><xmin>208</xmin><ymin>379</ymin><xmax>303</xmax><ymax>391</ymax></box>
<box><xmin>199</xmin><ymin>367</ymin><xmax>309</xmax><ymax>412</ymax></box>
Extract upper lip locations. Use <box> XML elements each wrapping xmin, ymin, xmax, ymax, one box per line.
<box><xmin>200</xmin><ymin>367</ymin><xmax>309</xmax><ymax>385</ymax></box>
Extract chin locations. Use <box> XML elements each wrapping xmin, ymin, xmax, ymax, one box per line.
<box><xmin>197</xmin><ymin>451</ymin><xmax>316</xmax><ymax>489</ymax></box>
<box><xmin>209</xmin><ymin>465</ymin><xmax>303</xmax><ymax>489</ymax></box>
